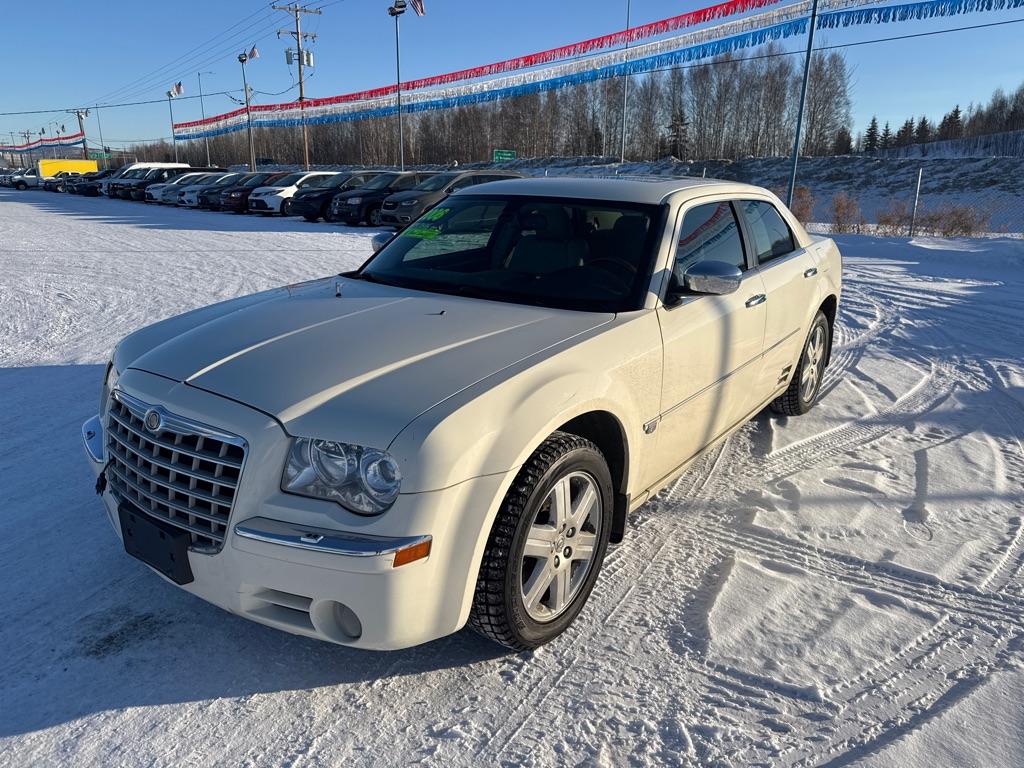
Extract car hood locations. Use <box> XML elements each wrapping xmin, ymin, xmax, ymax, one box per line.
<box><xmin>118</xmin><ymin>276</ymin><xmax>611</xmax><ymax>448</ymax></box>
<box><xmin>252</xmin><ymin>185</ymin><xmax>291</xmax><ymax>195</ymax></box>
<box><xmin>334</xmin><ymin>188</ymin><xmax>387</xmax><ymax>202</ymax></box>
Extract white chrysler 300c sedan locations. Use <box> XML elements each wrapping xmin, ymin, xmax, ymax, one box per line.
<box><xmin>82</xmin><ymin>177</ymin><xmax>842</xmax><ymax>651</ymax></box>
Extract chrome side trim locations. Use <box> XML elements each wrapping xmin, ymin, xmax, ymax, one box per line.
<box><xmin>82</xmin><ymin>415</ymin><xmax>104</xmax><ymax>464</ymax></box>
<box><xmin>234</xmin><ymin>516</ymin><xmax>431</xmax><ymax>558</ymax></box>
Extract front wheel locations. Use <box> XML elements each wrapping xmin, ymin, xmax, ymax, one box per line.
<box><xmin>366</xmin><ymin>205</ymin><xmax>382</xmax><ymax>227</ymax></box>
<box><xmin>770</xmin><ymin>310</ymin><xmax>830</xmax><ymax>416</ymax></box>
<box><xmin>469</xmin><ymin>431</ymin><xmax>613</xmax><ymax>650</ymax></box>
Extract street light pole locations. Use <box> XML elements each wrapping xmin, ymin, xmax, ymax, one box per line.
<box><xmin>239</xmin><ymin>53</ymin><xmax>257</xmax><ymax>171</ymax></box>
<box><xmin>198</xmin><ymin>71</ymin><xmax>214</xmax><ymax>166</ymax></box>
<box><xmin>786</xmin><ymin>0</ymin><xmax>820</xmax><ymax>209</ymax></box>
<box><xmin>166</xmin><ymin>91</ymin><xmax>179</xmax><ymax>162</ymax></box>
<box><xmin>388</xmin><ymin>1</ymin><xmax>407</xmax><ymax>171</ymax></box>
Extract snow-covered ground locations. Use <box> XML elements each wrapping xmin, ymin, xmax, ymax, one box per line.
<box><xmin>1</xmin><ymin>189</ymin><xmax>1023</xmax><ymax>767</ymax></box>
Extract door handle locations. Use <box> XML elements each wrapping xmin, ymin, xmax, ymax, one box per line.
<box><xmin>745</xmin><ymin>294</ymin><xmax>766</xmax><ymax>308</ymax></box>
<box><xmin>803</xmin><ymin>267</ymin><xmax>818</xmax><ymax>278</ymax></box>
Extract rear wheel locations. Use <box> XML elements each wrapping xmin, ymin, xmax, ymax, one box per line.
<box><xmin>770</xmin><ymin>311</ymin><xmax>830</xmax><ymax>416</ymax></box>
<box><xmin>469</xmin><ymin>431</ymin><xmax>613</xmax><ymax>650</ymax></box>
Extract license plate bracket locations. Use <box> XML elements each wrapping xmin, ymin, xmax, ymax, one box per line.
<box><xmin>118</xmin><ymin>504</ymin><xmax>194</xmax><ymax>585</ymax></box>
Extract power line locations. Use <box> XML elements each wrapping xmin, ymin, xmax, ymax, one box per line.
<box><xmin>88</xmin><ymin>3</ymin><xmax>278</xmax><ymax>106</ymax></box>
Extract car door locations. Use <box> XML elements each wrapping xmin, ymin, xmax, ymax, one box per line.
<box><xmin>651</xmin><ymin>198</ymin><xmax>767</xmax><ymax>484</ymax></box>
<box><xmin>737</xmin><ymin>199</ymin><xmax>821</xmax><ymax>400</ymax></box>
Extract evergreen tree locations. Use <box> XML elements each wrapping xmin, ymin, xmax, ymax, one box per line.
<box><xmin>914</xmin><ymin>115</ymin><xmax>932</xmax><ymax>144</ymax></box>
<box><xmin>863</xmin><ymin>116</ymin><xmax>879</xmax><ymax>152</ymax></box>
<box><xmin>832</xmin><ymin>126</ymin><xmax>853</xmax><ymax>155</ymax></box>
<box><xmin>666</xmin><ymin>106</ymin><xmax>690</xmax><ymax>159</ymax></box>
<box><xmin>880</xmin><ymin>121</ymin><xmax>893</xmax><ymax>150</ymax></box>
<box><xmin>895</xmin><ymin>118</ymin><xmax>915</xmax><ymax>147</ymax></box>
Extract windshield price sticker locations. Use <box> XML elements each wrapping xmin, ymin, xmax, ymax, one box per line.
<box><xmin>401</xmin><ymin>207</ymin><xmax>450</xmax><ymax>239</ymax></box>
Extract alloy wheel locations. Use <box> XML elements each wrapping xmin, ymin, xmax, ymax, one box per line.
<box><xmin>520</xmin><ymin>471</ymin><xmax>603</xmax><ymax>622</ymax></box>
<box><xmin>800</xmin><ymin>324</ymin><xmax>826</xmax><ymax>402</ymax></box>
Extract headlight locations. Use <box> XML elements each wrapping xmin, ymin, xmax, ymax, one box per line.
<box><xmin>347</xmin><ymin>197</ymin><xmax>362</xmax><ymax>205</ymax></box>
<box><xmin>282</xmin><ymin>437</ymin><xmax>402</xmax><ymax>515</ymax></box>
<box><xmin>229</xmin><ymin>191</ymin><xmax>242</xmax><ymax>197</ymax></box>
<box><xmin>101</xmin><ymin>359</ymin><xmax>119</xmax><ymax>414</ymax></box>
<box><xmin>399</xmin><ymin>198</ymin><xmax>419</xmax><ymax>207</ymax></box>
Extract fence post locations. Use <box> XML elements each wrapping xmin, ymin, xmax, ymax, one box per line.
<box><xmin>909</xmin><ymin>167</ymin><xmax>923</xmax><ymax>237</ymax></box>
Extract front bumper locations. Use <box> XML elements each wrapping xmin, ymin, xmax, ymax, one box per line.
<box><xmin>250</xmin><ymin>195</ymin><xmax>283</xmax><ymax>212</ymax></box>
<box><xmin>82</xmin><ymin>369</ymin><xmax>507</xmax><ymax>650</ymax></box>
<box><xmin>379</xmin><ymin>208</ymin><xmax>416</xmax><ymax>225</ymax></box>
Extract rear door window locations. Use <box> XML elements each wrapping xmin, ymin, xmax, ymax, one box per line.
<box><xmin>740</xmin><ymin>200</ymin><xmax>796</xmax><ymax>265</ymax></box>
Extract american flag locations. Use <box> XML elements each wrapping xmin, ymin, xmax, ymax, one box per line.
<box><xmin>409</xmin><ymin>0</ymin><xmax>425</xmax><ymax>15</ymax></box>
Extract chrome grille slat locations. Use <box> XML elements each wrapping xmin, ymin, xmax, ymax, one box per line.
<box><xmin>107</xmin><ymin>429</ymin><xmax>238</xmax><ymax>489</ymax></box>
<box><xmin>107</xmin><ymin>444</ymin><xmax>233</xmax><ymax>512</ymax></box>
<box><xmin>107</xmin><ymin>409</ymin><xmax>243</xmax><ymax>468</ymax></box>
<box><xmin>107</xmin><ymin>464</ymin><xmax>227</xmax><ymax>527</ymax></box>
<box><xmin>107</xmin><ymin>470</ymin><xmax>226</xmax><ymax>542</ymax></box>
<box><xmin>105</xmin><ymin>393</ymin><xmax>246</xmax><ymax>551</ymax></box>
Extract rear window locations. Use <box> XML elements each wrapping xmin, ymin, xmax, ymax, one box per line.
<box><xmin>740</xmin><ymin>200</ymin><xmax>795</xmax><ymax>264</ymax></box>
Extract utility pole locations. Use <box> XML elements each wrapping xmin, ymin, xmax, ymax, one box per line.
<box><xmin>275</xmin><ymin>3</ymin><xmax>320</xmax><ymax>170</ymax></box>
<box><xmin>786</xmin><ymin>0</ymin><xmax>820</xmax><ymax>209</ymax></box>
<box><xmin>620</xmin><ymin>0</ymin><xmax>631</xmax><ymax>164</ymax></box>
<box><xmin>197</xmin><ymin>72</ymin><xmax>214</xmax><ymax>166</ymax></box>
<box><xmin>68</xmin><ymin>109</ymin><xmax>90</xmax><ymax>160</ymax></box>
<box><xmin>94</xmin><ymin>106</ymin><xmax>107</xmax><ymax>169</ymax></box>
<box><xmin>238</xmin><ymin>51</ymin><xmax>258</xmax><ymax>171</ymax></box>
<box><xmin>21</xmin><ymin>131</ymin><xmax>35</xmax><ymax>168</ymax></box>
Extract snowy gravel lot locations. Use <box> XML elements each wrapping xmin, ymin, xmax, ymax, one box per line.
<box><xmin>1</xmin><ymin>188</ymin><xmax>1023</xmax><ymax>767</ymax></box>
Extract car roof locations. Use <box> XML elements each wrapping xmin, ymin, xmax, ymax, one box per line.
<box><xmin>461</xmin><ymin>175</ymin><xmax>767</xmax><ymax>205</ymax></box>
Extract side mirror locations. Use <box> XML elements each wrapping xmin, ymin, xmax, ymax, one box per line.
<box><xmin>684</xmin><ymin>260</ymin><xmax>743</xmax><ymax>295</ymax></box>
<box><xmin>371</xmin><ymin>232</ymin><xmax>393</xmax><ymax>253</ymax></box>
<box><xmin>666</xmin><ymin>260</ymin><xmax>743</xmax><ymax>305</ymax></box>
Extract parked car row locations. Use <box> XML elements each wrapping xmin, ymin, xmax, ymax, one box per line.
<box><xmin>9</xmin><ymin>159</ymin><xmax>524</xmax><ymax>229</ymax></box>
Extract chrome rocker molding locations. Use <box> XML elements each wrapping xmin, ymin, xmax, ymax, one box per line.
<box><xmin>235</xmin><ymin>516</ymin><xmax>432</xmax><ymax>558</ymax></box>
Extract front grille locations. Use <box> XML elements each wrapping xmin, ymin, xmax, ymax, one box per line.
<box><xmin>105</xmin><ymin>391</ymin><xmax>247</xmax><ymax>553</ymax></box>
<box><xmin>251</xmin><ymin>199</ymin><xmax>268</xmax><ymax>210</ymax></box>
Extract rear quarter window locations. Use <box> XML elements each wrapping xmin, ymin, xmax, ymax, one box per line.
<box><xmin>740</xmin><ymin>200</ymin><xmax>796</xmax><ymax>265</ymax></box>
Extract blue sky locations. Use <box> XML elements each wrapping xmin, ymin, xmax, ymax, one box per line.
<box><xmin>0</xmin><ymin>0</ymin><xmax>1021</xmax><ymax>149</ymax></box>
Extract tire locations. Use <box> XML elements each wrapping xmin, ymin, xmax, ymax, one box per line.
<box><xmin>469</xmin><ymin>431</ymin><xmax>613</xmax><ymax>650</ymax></box>
<box><xmin>770</xmin><ymin>310</ymin><xmax>830</xmax><ymax>416</ymax></box>
<box><xmin>15</xmin><ymin>182</ymin><xmax>26</xmax><ymax>190</ymax></box>
<box><xmin>366</xmin><ymin>205</ymin><xmax>382</xmax><ymax>227</ymax></box>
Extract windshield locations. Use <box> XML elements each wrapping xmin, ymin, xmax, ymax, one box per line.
<box><xmin>360</xmin><ymin>195</ymin><xmax>661</xmax><ymax>313</ymax></box>
<box><xmin>301</xmin><ymin>173</ymin><xmax>343</xmax><ymax>188</ymax></box>
<box><xmin>210</xmin><ymin>173</ymin><xmax>240</xmax><ymax>186</ymax></box>
<box><xmin>242</xmin><ymin>173</ymin><xmax>274</xmax><ymax>187</ymax></box>
<box><xmin>272</xmin><ymin>173</ymin><xmax>305</xmax><ymax>186</ymax></box>
<box><xmin>361</xmin><ymin>173</ymin><xmax>401</xmax><ymax>191</ymax></box>
<box><xmin>170</xmin><ymin>173</ymin><xmax>203</xmax><ymax>185</ymax></box>
<box><xmin>412</xmin><ymin>173</ymin><xmax>457</xmax><ymax>192</ymax></box>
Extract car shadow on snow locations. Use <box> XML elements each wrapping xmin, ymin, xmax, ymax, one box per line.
<box><xmin>1</xmin><ymin>187</ymin><xmax>379</xmax><ymax>236</ymax></box>
<box><xmin>0</xmin><ymin>362</ymin><xmax>506</xmax><ymax>740</ymax></box>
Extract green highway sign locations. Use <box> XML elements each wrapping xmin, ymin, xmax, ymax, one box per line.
<box><xmin>88</xmin><ymin>151</ymin><xmax>111</xmax><ymax>159</ymax></box>
<box><xmin>492</xmin><ymin>149</ymin><xmax>516</xmax><ymax>162</ymax></box>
